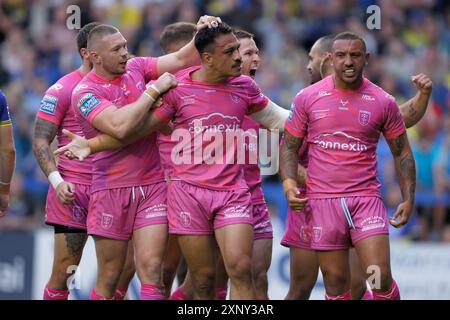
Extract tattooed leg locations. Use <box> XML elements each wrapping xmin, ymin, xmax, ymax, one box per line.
<box><xmin>47</xmin><ymin>233</ymin><xmax>88</xmax><ymax>290</ymax></box>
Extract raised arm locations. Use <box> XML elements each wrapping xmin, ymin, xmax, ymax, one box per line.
<box><xmin>280</xmin><ymin>131</ymin><xmax>307</xmax><ymax>211</ymax></box>
<box><xmin>249</xmin><ymin>100</ymin><xmax>290</xmax><ymax>131</ymax></box>
<box><xmin>399</xmin><ymin>73</ymin><xmax>433</xmax><ymax>128</ymax></box>
<box><xmin>385</xmin><ymin>132</ymin><xmax>416</xmax><ymax>227</ymax></box>
<box><xmin>0</xmin><ymin>120</ymin><xmax>16</xmax><ymax>216</ymax></box>
<box><xmin>156</xmin><ymin>16</ymin><xmax>221</xmax><ymax>75</ymax></box>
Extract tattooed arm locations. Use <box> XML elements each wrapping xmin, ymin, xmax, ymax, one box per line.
<box><xmin>32</xmin><ymin>118</ymin><xmax>58</xmax><ymax>177</ymax></box>
<box><xmin>280</xmin><ymin>132</ymin><xmax>308</xmax><ymax>211</ymax></box>
<box><xmin>386</xmin><ymin>132</ymin><xmax>416</xmax><ymax>227</ymax></box>
<box><xmin>399</xmin><ymin>73</ymin><xmax>432</xmax><ymax>128</ymax></box>
<box><xmin>32</xmin><ymin>118</ymin><xmax>74</xmax><ymax>204</ymax></box>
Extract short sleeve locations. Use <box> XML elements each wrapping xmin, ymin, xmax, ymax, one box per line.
<box><xmin>72</xmin><ymin>86</ymin><xmax>113</xmax><ymax>124</ymax></box>
<box><xmin>244</xmin><ymin>77</ymin><xmax>269</xmax><ymax>115</ymax></box>
<box><xmin>285</xmin><ymin>90</ymin><xmax>308</xmax><ymax>138</ymax></box>
<box><xmin>127</xmin><ymin>57</ymin><xmax>159</xmax><ymax>83</ymax></box>
<box><xmin>36</xmin><ymin>84</ymin><xmax>69</xmax><ymax>126</ymax></box>
<box><xmin>0</xmin><ymin>91</ymin><xmax>12</xmax><ymax>126</ymax></box>
<box><xmin>382</xmin><ymin>97</ymin><xmax>406</xmax><ymax>139</ymax></box>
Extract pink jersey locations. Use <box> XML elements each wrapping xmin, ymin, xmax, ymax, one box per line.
<box><xmin>285</xmin><ymin>75</ymin><xmax>405</xmax><ymax>198</ymax></box>
<box><xmin>154</xmin><ymin>68</ymin><xmax>194</xmax><ymax>179</ymax></box>
<box><xmin>72</xmin><ymin>57</ymin><xmax>165</xmax><ymax>192</ymax></box>
<box><xmin>36</xmin><ymin>70</ymin><xmax>92</xmax><ymax>185</ymax></box>
<box><xmin>154</xmin><ymin>66</ymin><xmax>269</xmax><ymax>190</ymax></box>
<box><xmin>241</xmin><ymin>117</ymin><xmax>265</xmax><ymax>204</ymax></box>
<box><xmin>157</xmin><ymin>132</ymin><xmax>174</xmax><ymax>178</ymax></box>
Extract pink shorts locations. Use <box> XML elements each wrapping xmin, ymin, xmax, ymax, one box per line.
<box><xmin>87</xmin><ymin>182</ymin><xmax>168</xmax><ymax>240</ymax></box>
<box><xmin>168</xmin><ymin>180</ymin><xmax>253</xmax><ymax>235</ymax></box>
<box><xmin>253</xmin><ymin>203</ymin><xmax>273</xmax><ymax>240</ymax></box>
<box><xmin>281</xmin><ymin>203</ymin><xmax>314</xmax><ymax>250</ymax></box>
<box><xmin>308</xmin><ymin>196</ymin><xmax>389</xmax><ymax>250</ymax></box>
<box><xmin>45</xmin><ymin>183</ymin><xmax>90</xmax><ymax>230</ymax></box>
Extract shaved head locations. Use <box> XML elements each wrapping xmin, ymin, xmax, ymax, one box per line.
<box><xmin>160</xmin><ymin>22</ymin><xmax>197</xmax><ymax>54</ymax></box>
<box><xmin>307</xmin><ymin>35</ymin><xmax>334</xmax><ymax>84</ymax></box>
<box><xmin>87</xmin><ymin>24</ymin><xmax>120</xmax><ymax>51</ymax></box>
<box><xmin>314</xmin><ymin>35</ymin><xmax>334</xmax><ymax>55</ymax></box>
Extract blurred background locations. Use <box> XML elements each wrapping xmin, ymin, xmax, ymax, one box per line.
<box><xmin>0</xmin><ymin>0</ymin><xmax>449</xmax><ymax>299</ymax></box>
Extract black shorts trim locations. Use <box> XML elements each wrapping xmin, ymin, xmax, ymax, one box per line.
<box><xmin>50</xmin><ymin>224</ymin><xmax>87</xmax><ymax>234</ymax></box>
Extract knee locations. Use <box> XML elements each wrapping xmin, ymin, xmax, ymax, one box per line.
<box><xmin>287</xmin><ymin>274</ymin><xmax>317</xmax><ymax>300</ymax></box>
<box><xmin>191</xmin><ymin>269</ymin><xmax>215</xmax><ymax>296</ymax></box>
<box><xmin>253</xmin><ymin>269</ymin><xmax>268</xmax><ymax>290</ymax></box>
<box><xmin>100</xmin><ymin>265</ymin><xmax>124</xmax><ymax>291</ymax></box>
<box><xmin>227</xmin><ymin>256</ymin><xmax>253</xmax><ymax>281</ymax></box>
<box><xmin>162</xmin><ymin>261</ymin><xmax>178</xmax><ymax>280</ymax></box>
<box><xmin>321</xmin><ymin>268</ymin><xmax>348</xmax><ymax>292</ymax></box>
<box><xmin>137</xmin><ymin>257</ymin><xmax>163</xmax><ymax>280</ymax></box>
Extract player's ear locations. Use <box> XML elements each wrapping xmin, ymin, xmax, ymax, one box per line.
<box><xmin>89</xmin><ymin>50</ymin><xmax>100</xmax><ymax>64</ymax></box>
<box><xmin>365</xmin><ymin>52</ymin><xmax>370</xmax><ymax>65</ymax></box>
<box><xmin>202</xmin><ymin>51</ymin><xmax>213</xmax><ymax>66</ymax></box>
<box><xmin>80</xmin><ymin>48</ymin><xmax>89</xmax><ymax>60</ymax></box>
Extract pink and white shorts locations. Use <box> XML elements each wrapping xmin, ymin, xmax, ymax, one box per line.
<box><xmin>45</xmin><ymin>183</ymin><xmax>90</xmax><ymax>230</ymax></box>
<box><xmin>87</xmin><ymin>182</ymin><xmax>167</xmax><ymax>240</ymax></box>
<box><xmin>168</xmin><ymin>180</ymin><xmax>253</xmax><ymax>235</ymax></box>
<box><xmin>252</xmin><ymin>203</ymin><xmax>273</xmax><ymax>240</ymax></box>
<box><xmin>308</xmin><ymin>196</ymin><xmax>389</xmax><ymax>250</ymax></box>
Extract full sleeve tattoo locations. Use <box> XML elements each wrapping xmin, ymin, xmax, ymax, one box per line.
<box><xmin>32</xmin><ymin>118</ymin><xmax>59</xmax><ymax>177</ymax></box>
<box><xmin>386</xmin><ymin>132</ymin><xmax>416</xmax><ymax>204</ymax></box>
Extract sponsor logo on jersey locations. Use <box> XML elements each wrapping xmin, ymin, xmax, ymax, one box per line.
<box><xmin>39</xmin><ymin>94</ymin><xmax>58</xmax><ymax>115</ymax></box>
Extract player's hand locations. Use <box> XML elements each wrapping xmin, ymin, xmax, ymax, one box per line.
<box><xmin>389</xmin><ymin>200</ymin><xmax>414</xmax><ymax>228</ymax></box>
<box><xmin>55</xmin><ymin>181</ymin><xmax>75</xmax><ymax>205</ymax></box>
<box><xmin>196</xmin><ymin>15</ymin><xmax>222</xmax><ymax>30</ymax></box>
<box><xmin>54</xmin><ymin>129</ymin><xmax>91</xmax><ymax>161</ymax></box>
<box><xmin>411</xmin><ymin>73</ymin><xmax>432</xmax><ymax>96</ymax></box>
<box><xmin>286</xmin><ymin>188</ymin><xmax>308</xmax><ymax>212</ymax></box>
<box><xmin>0</xmin><ymin>187</ymin><xmax>10</xmax><ymax>218</ymax></box>
<box><xmin>154</xmin><ymin>72</ymin><xmax>177</xmax><ymax>95</ymax></box>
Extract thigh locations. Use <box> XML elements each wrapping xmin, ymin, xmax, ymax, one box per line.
<box><xmin>53</xmin><ymin>231</ymin><xmax>88</xmax><ymax>265</ymax></box>
<box><xmin>353</xmin><ymin>234</ymin><xmax>391</xmax><ymax>278</ymax></box>
<box><xmin>316</xmin><ymin>249</ymin><xmax>350</xmax><ymax>291</ymax></box>
<box><xmin>252</xmin><ymin>238</ymin><xmax>272</xmax><ymax>274</ymax></box>
<box><xmin>93</xmin><ymin>236</ymin><xmax>129</xmax><ymax>268</ymax></box>
<box><xmin>349</xmin><ymin>247</ymin><xmax>366</xmax><ymax>284</ymax></box>
<box><xmin>133</xmin><ymin>224</ymin><xmax>168</xmax><ymax>266</ymax></box>
<box><xmin>178</xmin><ymin>235</ymin><xmax>217</xmax><ymax>275</ymax></box>
<box><xmin>289</xmin><ymin>247</ymin><xmax>319</xmax><ymax>284</ymax></box>
<box><xmin>164</xmin><ymin>234</ymin><xmax>182</xmax><ymax>270</ymax></box>
<box><xmin>215</xmin><ymin>223</ymin><xmax>254</xmax><ymax>269</ymax></box>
